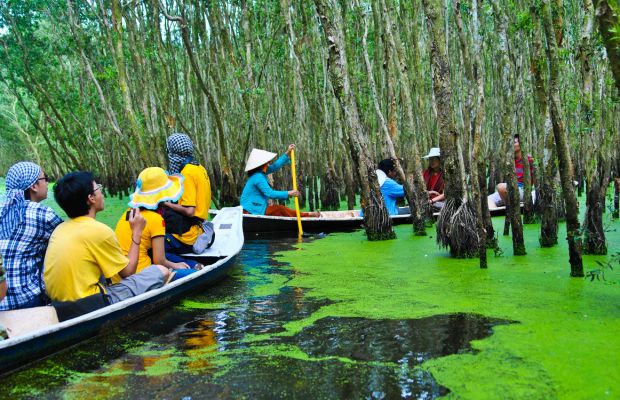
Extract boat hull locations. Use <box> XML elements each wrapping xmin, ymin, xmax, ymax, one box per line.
<box><xmin>0</xmin><ymin>206</ymin><xmax>245</xmax><ymax>376</ymax></box>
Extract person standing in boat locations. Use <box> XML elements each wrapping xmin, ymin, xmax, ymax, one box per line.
<box><xmin>114</xmin><ymin>167</ymin><xmax>201</xmax><ymax>283</ymax></box>
<box><xmin>44</xmin><ymin>172</ymin><xmax>169</xmax><ymax>304</ymax></box>
<box><xmin>374</xmin><ymin>159</ymin><xmax>406</xmax><ymax>216</ymax></box>
<box><xmin>0</xmin><ymin>162</ymin><xmax>63</xmax><ymax>310</ymax></box>
<box><xmin>422</xmin><ymin>148</ymin><xmax>445</xmax><ymax>210</ymax></box>
<box><xmin>240</xmin><ymin>144</ymin><xmax>319</xmax><ymax>217</ymax></box>
<box><xmin>163</xmin><ymin>133</ymin><xmax>213</xmax><ymax>256</ymax></box>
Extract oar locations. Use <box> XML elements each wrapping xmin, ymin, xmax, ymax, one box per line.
<box><xmin>290</xmin><ymin>149</ymin><xmax>303</xmax><ymax>237</ymax></box>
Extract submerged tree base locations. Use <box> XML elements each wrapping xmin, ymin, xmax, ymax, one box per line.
<box><xmin>366</xmin><ymin>231</ymin><xmax>397</xmax><ymax>241</ymax></box>
<box><xmin>539</xmin><ymin>235</ymin><xmax>558</xmax><ymax>247</ymax></box>
<box><xmin>437</xmin><ymin>199</ymin><xmax>479</xmax><ymax>259</ymax></box>
<box><xmin>584</xmin><ymin>241</ymin><xmax>608</xmax><ymax>255</ymax></box>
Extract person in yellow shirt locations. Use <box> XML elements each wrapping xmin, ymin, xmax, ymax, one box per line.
<box><xmin>114</xmin><ymin>167</ymin><xmax>201</xmax><ymax>283</ymax></box>
<box><xmin>163</xmin><ymin>133</ymin><xmax>213</xmax><ymax>255</ymax></box>
<box><xmin>44</xmin><ymin>172</ymin><xmax>170</xmax><ymax>305</ymax></box>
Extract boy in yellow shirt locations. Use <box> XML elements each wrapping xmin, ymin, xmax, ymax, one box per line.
<box><xmin>44</xmin><ymin>172</ymin><xmax>169</xmax><ymax>304</ymax></box>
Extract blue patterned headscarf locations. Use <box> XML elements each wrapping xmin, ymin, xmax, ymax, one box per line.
<box><xmin>167</xmin><ymin>133</ymin><xmax>198</xmax><ymax>174</ymax></box>
<box><xmin>0</xmin><ymin>162</ymin><xmax>41</xmax><ymax>240</ymax></box>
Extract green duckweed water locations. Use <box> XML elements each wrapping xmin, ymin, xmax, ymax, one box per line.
<box><xmin>2</xmin><ymin>177</ymin><xmax>619</xmax><ymax>398</ymax></box>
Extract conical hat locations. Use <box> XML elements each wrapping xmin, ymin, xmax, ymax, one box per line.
<box><xmin>244</xmin><ymin>148</ymin><xmax>277</xmax><ymax>172</ymax></box>
<box><xmin>128</xmin><ymin>167</ymin><xmax>184</xmax><ymax>210</ymax></box>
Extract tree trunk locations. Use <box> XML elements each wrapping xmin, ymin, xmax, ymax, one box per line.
<box><xmin>421</xmin><ymin>0</ymin><xmax>477</xmax><ymax>258</ymax></box>
<box><xmin>314</xmin><ymin>0</ymin><xmax>394</xmax><ymax>240</ymax></box>
<box><xmin>594</xmin><ymin>0</ymin><xmax>620</xmax><ymax>94</ymax></box>
<box><xmin>492</xmin><ymin>0</ymin><xmax>526</xmax><ymax>255</ymax></box>
<box><xmin>540</xmin><ymin>0</ymin><xmax>584</xmax><ymax>277</ymax></box>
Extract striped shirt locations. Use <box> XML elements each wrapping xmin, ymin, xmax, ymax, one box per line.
<box><xmin>0</xmin><ymin>202</ymin><xmax>62</xmax><ymax>310</ymax></box>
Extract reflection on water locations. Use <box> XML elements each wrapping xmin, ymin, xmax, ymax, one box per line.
<box><xmin>6</xmin><ymin>238</ymin><xmax>510</xmax><ymax>399</ymax></box>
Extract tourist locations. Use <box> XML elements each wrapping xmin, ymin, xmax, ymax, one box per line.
<box><xmin>0</xmin><ymin>162</ymin><xmax>63</xmax><ymax>310</ymax></box>
<box><xmin>240</xmin><ymin>144</ymin><xmax>319</xmax><ymax>217</ymax></box>
<box><xmin>0</xmin><ymin>255</ymin><xmax>8</xmax><ymax>340</ymax></box>
<box><xmin>115</xmin><ymin>167</ymin><xmax>201</xmax><ymax>283</ymax></box>
<box><xmin>422</xmin><ymin>148</ymin><xmax>445</xmax><ymax>209</ymax></box>
<box><xmin>375</xmin><ymin>159</ymin><xmax>406</xmax><ymax>216</ymax></box>
<box><xmin>44</xmin><ymin>172</ymin><xmax>169</xmax><ymax>305</ymax></box>
<box><xmin>163</xmin><ymin>133</ymin><xmax>214</xmax><ymax>256</ymax></box>
<box><xmin>488</xmin><ymin>135</ymin><xmax>535</xmax><ymax>207</ymax></box>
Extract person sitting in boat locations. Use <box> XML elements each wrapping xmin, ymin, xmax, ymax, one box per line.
<box><xmin>422</xmin><ymin>148</ymin><xmax>445</xmax><ymax>209</ymax></box>
<box><xmin>163</xmin><ymin>133</ymin><xmax>214</xmax><ymax>256</ymax></box>
<box><xmin>115</xmin><ymin>167</ymin><xmax>203</xmax><ymax>284</ymax></box>
<box><xmin>375</xmin><ymin>159</ymin><xmax>406</xmax><ymax>216</ymax></box>
<box><xmin>0</xmin><ymin>255</ymin><xmax>8</xmax><ymax>340</ymax></box>
<box><xmin>0</xmin><ymin>162</ymin><xmax>63</xmax><ymax>310</ymax></box>
<box><xmin>240</xmin><ymin>144</ymin><xmax>319</xmax><ymax>217</ymax></box>
<box><xmin>44</xmin><ymin>172</ymin><xmax>170</xmax><ymax>305</ymax></box>
<box><xmin>488</xmin><ymin>135</ymin><xmax>535</xmax><ymax>207</ymax></box>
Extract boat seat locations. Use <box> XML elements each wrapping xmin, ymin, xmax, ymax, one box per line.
<box><xmin>184</xmin><ymin>207</ymin><xmax>242</xmax><ymax>259</ymax></box>
<box><xmin>0</xmin><ymin>306</ymin><xmax>59</xmax><ymax>338</ymax></box>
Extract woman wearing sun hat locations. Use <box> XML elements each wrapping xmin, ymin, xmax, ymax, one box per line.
<box><xmin>422</xmin><ymin>147</ymin><xmax>445</xmax><ymax>209</ymax></box>
<box><xmin>113</xmin><ymin>167</ymin><xmax>200</xmax><ymax>283</ymax></box>
<box><xmin>240</xmin><ymin>144</ymin><xmax>319</xmax><ymax>217</ymax></box>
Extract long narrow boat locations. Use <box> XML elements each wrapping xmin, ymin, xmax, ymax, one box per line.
<box><xmin>0</xmin><ymin>206</ymin><xmax>244</xmax><ymax>376</ymax></box>
<box><xmin>209</xmin><ymin>202</ymin><xmax>508</xmax><ymax>235</ymax></box>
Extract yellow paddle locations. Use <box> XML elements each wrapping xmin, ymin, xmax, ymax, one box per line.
<box><xmin>290</xmin><ymin>149</ymin><xmax>303</xmax><ymax>237</ymax></box>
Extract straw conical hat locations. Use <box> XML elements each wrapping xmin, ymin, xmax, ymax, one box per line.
<box><xmin>244</xmin><ymin>148</ymin><xmax>277</xmax><ymax>172</ymax></box>
<box><xmin>128</xmin><ymin>167</ymin><xmax>184</xmax><ymax>210</ymax></box>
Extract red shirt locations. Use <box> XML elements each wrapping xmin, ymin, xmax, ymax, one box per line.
<box><xmin>515</xmin><ymin>155</ymin><xmax>534</xmax><ymax>185</ymax></box>
<box><xmin>423</xmin><ymin>169</ymin><xmax>444</xmax><ymax>195</ymax></box>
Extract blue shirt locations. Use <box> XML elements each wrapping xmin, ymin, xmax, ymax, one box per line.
<box><xmin>381</xmin><ymin>178</ymin><xmax>406</xmax><ymax>215</ymax></box>
<box><xmin>240</xmin><ymin>154</ymin><xmax>291</xmax><ymax>215</ymax></box>
<box><xmin>0</xmin><ymin>201</ymin><xmax>62</xmax><ymax>310</ymax></box>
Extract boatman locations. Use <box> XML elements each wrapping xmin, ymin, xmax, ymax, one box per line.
<box><xmin>44</xmin><ymin>172</ymin><xmax>169</xmax><ymax>306</ymax></box>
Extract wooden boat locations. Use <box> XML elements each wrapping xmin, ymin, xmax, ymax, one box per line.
<box><xmin>209</xmin><ymin>208</ymin><xmax>412</xmax><ymax>234</ymax></box>
<box><xmin>210</xmin><ymin>200</ymin><xmax>510</xmax><ymax>235</ymax></box>
<box><xmin>0</xmin><ymin>206</ymin><xmax>244</xmax><ymax>375</ymax></box>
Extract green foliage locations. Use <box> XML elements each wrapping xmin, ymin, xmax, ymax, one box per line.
<box><xmin>585</xmin><ymin>252</ymin><xmax>619</xmax><ymax>282</ymax></box>
<box><xmin>515</xmin><ymin>11</ymin><xmax>533</xmax><ymax>33</ymax></box>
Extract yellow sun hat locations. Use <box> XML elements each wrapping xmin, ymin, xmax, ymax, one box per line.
<box><xmin>128</xmin><ymin>167</ymin><xmax>184</xmax><ymax>210</ymax></box>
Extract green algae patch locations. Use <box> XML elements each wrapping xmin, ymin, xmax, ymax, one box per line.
<box><xmin>177</xmin><ymin>299</ymin><xmax>232</xmax><ymax>310</ymax></box>
<box><xmin>275</xmin><ymin>217</ymin><xmax>620</xmax><ymax>399</ymax></box>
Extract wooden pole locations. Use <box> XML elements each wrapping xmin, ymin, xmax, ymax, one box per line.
<box><xmin>291</xmin><ymin>149</ymin><xmax>303</xmax><ymax>237</ymax></box>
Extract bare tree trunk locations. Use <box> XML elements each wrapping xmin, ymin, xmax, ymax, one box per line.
<box><xmin>540</xmin><ymin>0</ymin><xmax>584</xmax><ymax>277</ymax></box>
<box><xmin>580</xmin><ymin>0</ymin><xmax>608</xmax><ymax>255</ymax></box>
<box><xmin>361</xmin><ymin>9</ymin><xmax>425</xmax><ymax>234</ymax></box>
<box><xmin>594</xmin><ymin>0</ymin><xmax>620</xmax><ymax>94</ymax></box>
<box><xmin>422</xmin><ymin>0</ymin><xmax>477</xmax><ymax>258</ymax></box>
<box><xmin>159</xmin><ymin>2</ymin><xmax>238</xmax><ymax>205</ymax></box>
<box><xmin>492</xmin><ymin>0</ymin><xmax>526</xmax><ymax>255</ymax></box>
<box><xmin>314</xmin><ymin>0</ymin><xmax>394</xmax><ymax>240</ymax></box>
<box><xmin>379</xmin><ymin>0</ymin><xmax>427</xmax><ymax>235</ymax></box>
<box><xmin>453</xmin><ymin>0</ymin><xmax>487</xmax><ymax>266</ymax></box>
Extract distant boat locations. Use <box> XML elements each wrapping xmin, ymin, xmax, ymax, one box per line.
<box><xmin>0</xmin><ymin>206</ymin><xmax>245</xmax><ymax>375</ymax></box>
<box><xmin>210</xmin><ymin>202</ymin><xmax>509</xmax><ymax>235</ymax></box>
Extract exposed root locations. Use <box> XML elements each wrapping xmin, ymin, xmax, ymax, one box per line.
<box><xmin>436</xmin><ymin>198</ymin><xmax>479</xmax><ymax>258</ymax></box>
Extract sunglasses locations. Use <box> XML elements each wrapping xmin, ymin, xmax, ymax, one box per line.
<box><xmin>37</xmin><ymin>175</ymin><xmax>50</xmax><ymax>183</ymax></box>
